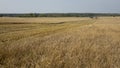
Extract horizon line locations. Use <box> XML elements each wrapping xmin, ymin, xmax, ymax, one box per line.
<box><xmin>0</xmin><ymin>12</ymin><xmax>120</xmax><ymax>14</ymax></box>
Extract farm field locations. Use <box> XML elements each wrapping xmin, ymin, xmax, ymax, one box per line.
<box><xmin>0</xmin><ymin>17</ymin><xmax>120</xmax><ymax>68</ymax></box>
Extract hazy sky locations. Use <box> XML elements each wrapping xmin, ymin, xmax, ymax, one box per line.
<box><xmin>0</xmin><ymin>0</ymin><xmax>120</xmax><ymax>13</ymax></box>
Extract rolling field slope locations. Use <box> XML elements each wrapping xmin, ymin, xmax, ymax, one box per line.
<box><xmin>0</xmin><ymin>17</ymin><xmax>120</xmax><ymax>68</ymax></box>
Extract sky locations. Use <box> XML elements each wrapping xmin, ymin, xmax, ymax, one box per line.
<box><xmin>0</xmin><ymin>0</ymin><xmax>120</xmax><ymax>13</ymax></box>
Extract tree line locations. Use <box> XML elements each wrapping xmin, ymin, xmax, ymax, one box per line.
<box><xmin>0</xmin><ymin>13</ymin><xmax>120</xmax><ymax>17</ymax></box>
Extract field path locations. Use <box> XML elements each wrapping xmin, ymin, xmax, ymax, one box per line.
<box><xmin>22</xmin><ymin>18</ymin><xmax>120</xmax><ymax>45</ymax></box>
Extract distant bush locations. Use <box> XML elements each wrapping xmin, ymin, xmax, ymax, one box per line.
<box><xmin>0</xmin><ymin>13</ymin><xmax>120</xmax><ymax>17</ymax></box>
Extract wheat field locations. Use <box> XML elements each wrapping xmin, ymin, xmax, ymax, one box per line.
<box><xmin>0</xmin><ymin>17</ymin><xmax>120</xmax><ymax>68</ymax></box>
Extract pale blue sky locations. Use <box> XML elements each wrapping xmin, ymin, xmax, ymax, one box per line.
<box><xmin>0</xmin><ymin>0</ymin><xmax>120</xmax><ymax>13</ymax></box>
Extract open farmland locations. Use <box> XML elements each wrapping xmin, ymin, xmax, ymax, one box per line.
<box><xmin>0</xmin><ymin>17</ymin><xmax>120</xmax><ymax>68</ymax></box>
